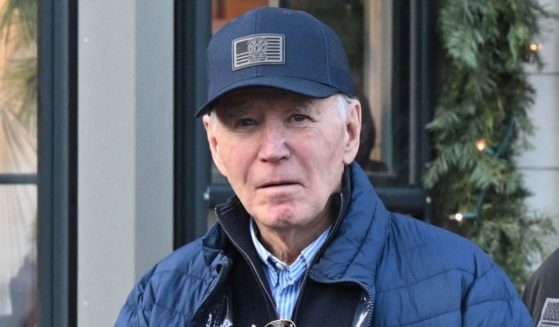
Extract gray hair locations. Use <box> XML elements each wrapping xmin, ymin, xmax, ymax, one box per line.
<box><xmin>334</xmin><ymin>93</ymin><xmax>355</xmax><ymax>122</ymax></box>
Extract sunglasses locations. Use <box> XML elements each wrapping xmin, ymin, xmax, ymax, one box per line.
<box><xmin>263</xmin><ymin>319</ymin><xmax>296</xmax><ymax>327</ymax></box>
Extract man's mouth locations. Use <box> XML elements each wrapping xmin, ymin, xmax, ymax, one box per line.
<box><xmin>258</xmin><ymin>181</ymin><xmax>300</xmax><ymax>189</ymax></box>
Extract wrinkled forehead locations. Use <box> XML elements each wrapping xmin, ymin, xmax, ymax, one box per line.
<box><xmin>211</xmin><ymin>87</ymin><xmax>318</xmax><ymax>116</ymax></box>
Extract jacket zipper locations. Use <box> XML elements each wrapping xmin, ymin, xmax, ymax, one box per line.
<box><xmin>215</xmin><ymin>207</ymin><xmax>279</xmax><ymax>318</ymax></box>
<box><xmin>291</xmin><ymin>192</ymin><xmax>375</xmax><ymax>327</ymax></box>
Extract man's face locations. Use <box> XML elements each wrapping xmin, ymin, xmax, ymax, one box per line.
<box><xmin>203</xmin><ymin>88</ymin><xmax>361</xmax><ymax>235</ymax></box>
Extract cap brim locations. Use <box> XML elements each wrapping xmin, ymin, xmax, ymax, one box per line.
<box><xmin>194</xmin><ymin>76</ymin><xmax>339</xmax><ymax>117</ymax></box>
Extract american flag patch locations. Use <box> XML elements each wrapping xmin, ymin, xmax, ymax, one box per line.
<box><xmin>232</xmin><ymin>34</ymin><xmax>284</xmax><ymax>70</ymax></box>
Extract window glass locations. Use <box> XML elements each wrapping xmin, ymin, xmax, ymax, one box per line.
<box><xmin>0</xmin><ymin>0</ymin><xmax>37</xmax><ymax>174</ymax></box>
<box><xmin>0</xmin><ymin>184</ymin><xmax>37</xmax><ymax>326</ymax></box>
<box><xmin>0</xmin><ymin>0</ymin><xmax>38</xmax><ymax>325</ymax></box>
<box><xmin>0</xmin><ymin>108</ymin><xmax>37</xmax><ymax>174</ymax></box>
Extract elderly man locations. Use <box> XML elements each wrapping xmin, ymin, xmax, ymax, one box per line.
<box><xmin>116</xmin><ymin>7</ymin><xmax>532</xmax><ymax>326</ymax></box>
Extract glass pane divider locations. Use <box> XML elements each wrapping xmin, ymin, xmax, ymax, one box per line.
<box><xmin>0</xmin><ymin>174</ymin><xmax>38</xmax><ymax>184</ymax></box>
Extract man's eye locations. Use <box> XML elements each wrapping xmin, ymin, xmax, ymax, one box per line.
<box><xmin>291</xmin><ymin>114</ymin><xmax>309</xmax><ymax>122</ymax></box>
<box><xmin>235</xmin><ymin>118</ymin><xmax>257</xmax><ymax>127</ymax></box>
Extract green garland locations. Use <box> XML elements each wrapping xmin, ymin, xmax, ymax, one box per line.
<box><xmin>424</xmin><ymin>0</ymin><xmax>555</xmax><ymax>290</ymax></box>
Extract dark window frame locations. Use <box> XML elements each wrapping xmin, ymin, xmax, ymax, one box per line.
<box><xmin>173</xmin><ymin>0</ymin><xmax>212</xmax><ymax>247</ymax></box>
<box><xmin>0</xmin><ymin>174</ymin><xmax>37</xmax><ymax>184</ymax></box>
<box><xmin>37</xmin><ymin>0</ymin><xmax>78</xmax><ymax>325</ymax></box>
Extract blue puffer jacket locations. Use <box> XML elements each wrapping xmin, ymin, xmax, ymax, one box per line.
<box><xmin>116</xmin><ymin>163</ymin><xmax>532</xmax><ymax>326</ymax></box>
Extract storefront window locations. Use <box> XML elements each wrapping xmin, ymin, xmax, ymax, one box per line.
<box><xmin>0</xmin><ymin>0</ymin><xmax>38</xmax><ymax>325</ymax></box>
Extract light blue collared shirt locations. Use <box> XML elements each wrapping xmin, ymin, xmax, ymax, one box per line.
<box><xmin>250</xmin><ymin>220</ymin><xmax>331</xmax><ymax>319</ymax></box>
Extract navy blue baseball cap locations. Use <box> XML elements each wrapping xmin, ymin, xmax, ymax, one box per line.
<box><xmin>195</xmin><ymin>6</ymin><xmax>355</xmax><ymax>117</ymax></box>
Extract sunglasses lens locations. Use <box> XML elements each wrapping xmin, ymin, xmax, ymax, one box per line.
<box><xmin>264</xmin><ymin>319</ymin><xmax>296</xmax><ymax>327</ymax></box>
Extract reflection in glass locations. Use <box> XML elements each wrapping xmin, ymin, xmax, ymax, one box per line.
<box><xmin>212</xmin><ymin>0</ymin><xmax>269</xmax><ymax>33</ymax></box>
<box><xmin>0</xmin><ymin>0</ymin><xmax>38</xmax><ymax>174</ymax></box>
<box><xmin>0</xmin><ymin>185</ymin><xmax>36</xmax><ymax>326</ymax></box>
<box><xmin>0</xmin><ymin>108</ymin><xmax>37</xmax><ymax>174</ymax></box>
<box><xmin>0</xmin><ymin>0</ymin><xmax>38</xmax><ymax>325</ymax></box>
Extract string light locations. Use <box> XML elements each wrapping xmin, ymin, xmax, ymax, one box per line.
<box><xmin>475</xmin><ymin>138</ymin><xmax>496</xmax><ymax>156</ymax></box>
<box><xmin>475</xmin><ymin>139</ymin><xmax>488</xmax><ymax>152</ymax></box>
<box><xmin>450</xmin><ymin>213</ymin><xmax>463</xmax><ymax>222</ymax></box>
<box><xmin>450</xmin><ymin>120</ymin><xmax>516</xmax><ymax>222</ymax></box>
<box><xmin>449</xmin><ymin>211</ymin><xmax>478</xmax><ymax>222</ymax></box>
<box><xmin>528</xmin><ymin>42</ymin><xmax>543</xmax><ymax>52</ymax></box>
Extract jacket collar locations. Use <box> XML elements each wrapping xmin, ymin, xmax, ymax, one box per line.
<box><xmin>210</xmin><ymin>163</ymin><xmax>389</xmax><ymax>293</ymax></box>
<box><xmin>309</xmin><ymin>163</ymin><xmax>390</xmax><ymax>294</ymax></box>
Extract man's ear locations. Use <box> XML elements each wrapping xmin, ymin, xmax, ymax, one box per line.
<box><xmin>342</xmin><ymin>100</ymin><xmax>362</xmax><ymax>165</ymax></box>
<box><xmin>203</xmin><ymin>114</ymin><xmax>228</xmax><ymax>177</ymax></box>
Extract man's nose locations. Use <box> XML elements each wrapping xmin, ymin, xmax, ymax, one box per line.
<box><xmin>258</xmin><ymin>123</ymin><xmax>290</xmax><ymax>162</ymax></box>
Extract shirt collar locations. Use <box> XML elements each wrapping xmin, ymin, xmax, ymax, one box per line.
<box><xmin>249</xmin><ymin>219</ymin><xmax>332</xmax><ymax>273</ymax></box>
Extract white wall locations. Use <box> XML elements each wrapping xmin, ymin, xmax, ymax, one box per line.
<box><xmin>78</xmin><ymin>1</ymin><xmax>174</xmax><ymax>326</ymax></box>
<box><xmin>519</xmin><ymin>0</ymin><xmax>559</xmax><ymax>254</ymax></box>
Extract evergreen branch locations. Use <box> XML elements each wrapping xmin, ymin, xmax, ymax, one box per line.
<box><xmin>425</xmin><ymin>0</ymin><xmax>556</xmax><ymax>290</ymax></box>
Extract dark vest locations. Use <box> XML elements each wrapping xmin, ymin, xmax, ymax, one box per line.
<box><xmin>229</xmin><ymin>253</ymin><xmax>362</xmax><ymax>326</ymax></box>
